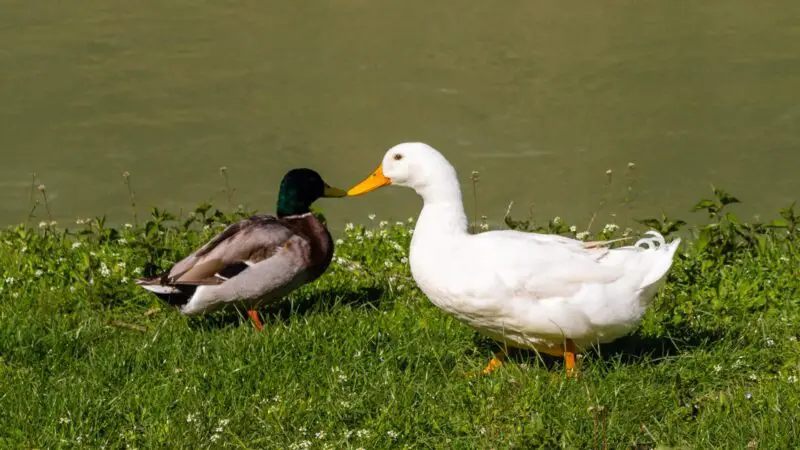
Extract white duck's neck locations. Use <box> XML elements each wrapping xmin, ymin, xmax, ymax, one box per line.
<box><xmin>413</xmin><ymin>172</ymin><xmax>468</xmax><ymax>237</ymax></box>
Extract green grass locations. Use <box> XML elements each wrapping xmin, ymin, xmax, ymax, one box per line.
<box><xmin>0</xmin><ymin>201</ymin><xmax>798</xmax><ymax>449</ymax></box>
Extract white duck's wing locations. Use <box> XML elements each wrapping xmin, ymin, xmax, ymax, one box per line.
<box><xmin>458</xmin><ymin>230</ymin><xmax>626</xmax><ymax>300</ymax></box>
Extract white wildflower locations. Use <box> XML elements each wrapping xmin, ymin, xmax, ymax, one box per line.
<box><xmin>713</xmin><ymin>364</ymin><xmax>722</xmax><ymax>373</ymax></box>
<box><xmin>354</xmin><ymin>350</ymin><xmax>362</xmax><ymax>358</ymax></box>
<box><xmin>788</xmin><ymin>375</ymin><xmax>797</xmax><ymax>383</ymax></box>
<box><xmin>364</xmin><ymin>230</ymin><xmax>374</xmax><ymax>238</ymax></box>
<box><xmin>602</xmin><ymin>223</ymin><xmax>619</xmax><ymax>234</ymax></box>
<box><xmin>21</xmin><ymin>246</ymin><xmax>27</xmax><ymax>253</ymax></box>
<box><xmin>133</xmin><ymin>267</ymin><xmax>143</xmax><ymax>275</ymax></box>
<box><xmin>480</xmin><ymin>223</ymin><xmax>489</xmax><ymax>231</ymax></box>
<box><xmin>368</xmin><ymin>214</ymin><xmax>376</xmax><ymax>221</ymax></box>
<box><xmin>59</xmin><ymin>417</ymin><xmax>71</xmax><ymax>424</ymax></box>
<box><xmin>117</xmin><ymin>238</ymin><xmax>127</xmax><ymax>245</ymax></box>
<box><xmin>120</xmin><ymin>277</ymin><xmax>129</xmax><ymax>284</ymax></box>
<box><xmin>407</xmin><ymin>217</ymin><xmax>414</xmax><ymax>223</ymax></box>
<box><xmin>356</xmin><ymin>429</ymin><xmax>371</xmax><ymax>438</ymax></box>
<box><xmin>627</xmin><ymin>162</ymin><xmax>636</xmax><ymax>169</ymax></box>
<box><xmin>39</xmin><ymin>221</ymin><xmax>48</xmax><ymax>229</ymax></box>
<box><xmin>605</xmin><ymin>169</ymin><xmax>612</xmax><ymax>175</ymax></box>
<box><xmin>219</xmin><ymin>419</ymin><xmax>230</xmax><ymax>427</ymax></box>
<box><xmin>315</xmin><ymin>431</ymin><xmax>326</xmax><ymax>440</ymax></box>
<box><xmin>553</xmin><ymin>216</ymin><xmax>561</xmax><ymax>225</ymax></box>
<box><xmin>400</xmin><ymin>256</ymin><xmax>408</xmax><ymax>264</ymax></box>
<box><xmin>4</xmin><ymin>276</ymin><xmax>15</xmax><ymax>285</ymax></box>
<box><xmin>338</xmin><ymin>374</ymin><xmax>348</xmax><ymax>382</ymax></box>
<box><xmin>11</xmin><ymin>292</ymin><xmax>19</xmax><ymax>299</ymax></box>
<box><xmin>117</xmin><ymin>262</ymin><xmax>126</xmax><ymax>270</ymax></box>
<box><xmin>203</xmin><ymin>225</ymin><xmax>210</xmax><ymax>231</ymax></box>
<box><xmin>379</xmin><ymin>220</ymin><xmax>388</xmax><ymax>228</ymax></box>
<box><xmin>71</xmin><ymin>242</ymin><xmax>81</xmax><ymax>249</ymax></box>
<box><xmin>50</xmin><ymin>220</ymin><xmax>57</xmax><ymax>227</ymax></box>
<box><xmin>345</xmin><ymin>223</ymin><xmax>355</xmax><ymax>231</ymax></box>
<box><xmin>344</xmin><ymin>430</ymin><xmax>353</xmax><ymax>439</ymax></box>
<box><xmin>69</xmin><ymin>286</ymin><xmax>76</xmax><ymax>293</ymax></box>
<box><xmin>99</xmin><ymin>263</ymin><xmax>111</xmax><ymax>277</ymax></box>
<box><xmin>749</xmin><ymin>374</ymin><xmax>758</xmax><ymax>381</ymax></box>
<box><xmin>576</xmin><ymin>231</ymin><xmax>590</xmax><ymax>240</ymax></box>
<box><xmin>34</xmin><ymin>270</ymin><xmax>43</xmax><ymax>277</ymax></box>
<box><xmin>335</xmin><ymin>238</ymin><xmax>344</xmax><ymax>245</ymax></box>
<box><xmin>395</xmin><ymin>221</ymin><xmax>404</xmax><ymax>227</ymax></box>
<box><xmin>124</xmin><ymin>223</ymin><xmax>133</xmax><ymax>229</ymax></box>
<box><xmin>210</xmin><ymin>434</ymin><xmax>220</xmax><ymax>442</ymax></box>
<box><xmin>76</xmin><ymin>218</ymin><xmax>85</xmax><ymax>225</ymax></box>
<box><xmin>766</xmin><ymin>338</ymin><xmax>775</xmax><ymax>347</ymax></box>
<box><xmin>185</xmin><ymin>413</ymin><xmax>196</xmax><ymax>423</ymax></box>
<box><xmin>387</xmin><ymin>430</ymin><xmax>399</xmax><ymax>440</ymax></box>
<box><xmin>479</xmin><ymin>427</ymin><xmax>486</xmax><ymax>435</ymax></box>
<box><xmin>384</xmin><ymin>261</ymin><xmax>393</xmax><ymax>268</ymax></box>
<box><xmin>569</xmin><ymin>225</ymin><xmax>577</xmax><ymax>233</ymax></box>
<box><xmin>340</xmin><ymin>401</ymin><xmax>352</xmax><ymax>408</ymax></box>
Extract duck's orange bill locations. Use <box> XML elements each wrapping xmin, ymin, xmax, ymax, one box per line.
<box><xmin>347</xmin><ymin>164</ymin><xmax>391</xmax><ymax>196</ymax></box>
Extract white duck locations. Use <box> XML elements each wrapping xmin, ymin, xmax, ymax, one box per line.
<box><xmin>347</xmin><ymin>143</ymin><xmax>680</xmax><ymax>375</ymax></box>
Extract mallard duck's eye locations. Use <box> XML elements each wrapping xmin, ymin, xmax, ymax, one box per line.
<box><xmin>393</xmin><ymin>154</ymin><xmax>403</xmax><ymax>161</ymax></box>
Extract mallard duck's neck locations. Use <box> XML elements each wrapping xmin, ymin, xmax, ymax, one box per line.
<box><xmin>414</xmin><ymin>176</ymin><xmax>468</xmax><ymax>237</ymax></box>
<box><xmin>276</xmin><ymin>192</ymin><xmax>313</xmax><ymax>218</ymax></box>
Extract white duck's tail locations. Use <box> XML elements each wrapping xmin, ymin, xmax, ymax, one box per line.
<box><xmin>629</xmin><ymin>231</ymin><xmax>681</xmax><ymax>299</ymax></box>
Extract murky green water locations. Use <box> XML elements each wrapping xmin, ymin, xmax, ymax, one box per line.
<box><xmin>2</xmin><ymin>1</ymin><xmax>798</xmax><ymax>231</ymax></box>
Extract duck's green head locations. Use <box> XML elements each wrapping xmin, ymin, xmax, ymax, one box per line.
<box><xmin>276</xmin><ymin>168</ymin><xmax>346</xmax><ymax>217</ymax></box>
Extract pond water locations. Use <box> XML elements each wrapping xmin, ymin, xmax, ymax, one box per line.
<box><xmin>2</xmin><ymin>1</ymin><xmax>798</xmax><ymax>231</ymax></box>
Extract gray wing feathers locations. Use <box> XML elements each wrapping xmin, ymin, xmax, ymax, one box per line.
<box><xmin>166</xmin><ymin>217</ymin><xmax>294</xmax><ymax>284</ymax></box>
<box><xmin>210</xmin><ymin>235</ymin><xmax>312</xmax><ymax>303</ymax></box>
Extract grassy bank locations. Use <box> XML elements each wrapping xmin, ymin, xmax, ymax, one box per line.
<box><xmin>1</xmin><ymin>194</ymin><xmax>798</xmax><ymax>448</ymax></box>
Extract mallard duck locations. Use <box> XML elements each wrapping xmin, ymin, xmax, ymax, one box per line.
<box><xmin>347</xmin><ymin>143</ymin><xmax>680</xmax><ymax>375</ymax></box>
<box><xmin>137</xmin><ymin>168</ymin><xmax>346</xmax><ymax>331</ymax></box>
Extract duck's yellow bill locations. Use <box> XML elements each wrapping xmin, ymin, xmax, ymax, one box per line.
<box><xmin>323</xmin><ymin>185</ymin><xmax>348</xmax><ymax>198</ymax></box>
<box><xmin>347</xmin><ymin>164</ymin><xmax>391</xmax><ymax>196</ymax></box>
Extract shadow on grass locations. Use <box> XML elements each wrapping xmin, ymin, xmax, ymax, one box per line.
<box><xmin>188</xmin><ymin>285</ymin><xmax>386</xmax><ymax>331</ymax></box>
<box><xmin>471</xmin><ymin>328</ymin><xmax>722</xmax><ymax>372</ymax></box>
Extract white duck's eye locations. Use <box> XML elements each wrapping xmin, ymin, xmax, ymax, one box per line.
<box><xmin>393</xmin><ymin>154</ymin><xmax>403</xmax><ymax>161</ymax></box>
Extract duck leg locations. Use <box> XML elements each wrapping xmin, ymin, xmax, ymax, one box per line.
<box><xmin>564</xmin><ymin>339</ymin><xmax>578</xmax><ymax>377</ymax></box>
<box><xmin>247</xmin><ymin>310</ymin><xmax>264</xmax><ymax>332</ymax></box>
<box><xmin>481</xmin><ymin>351</ymin><xmax>506</xmax><ymax>375</ymax></box>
